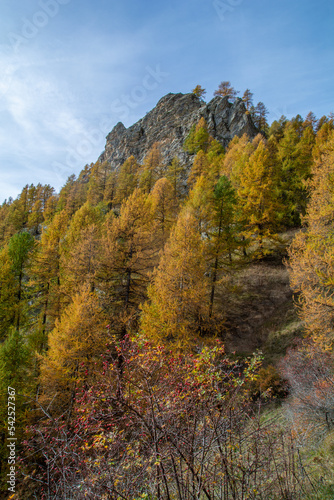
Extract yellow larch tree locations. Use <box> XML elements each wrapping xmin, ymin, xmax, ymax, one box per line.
<box><xmin>188</xmin><ymin>150</ymin><xmax>211</xmax><ymax>187</ymax></box>
<box><xmin>138</xmin><ymin>143</ymin><xmax>165</xmax><ymax>193</ymax></box>
<box><xmin>205</xmin><ymin>175</ymin><xmax>241</xmax><ymax>317</ymax></box>
<box><xmin>192</xmin><ymin>85</ymin><xmax>206</xmax><ymax>99</ymax></box>
<box><xmin>185</xmin><ymin>174</ymin><xmax>242</xmax><ymax>318</ymax></box>
<box><xmin>235</xmin><ymin>137</ymin><xmax>283</xmax><ymax>256</ymax></box>
<box><xmin>289</xmin><ymin>131</ymin><xmax>334</xmax><ymax>348</ymax></box>
<box><xmin>60</xmin><ymin>202</ymin><xmax>104</xmax><ymax>298</ymax></box>
<box><xmin>40</xmin><ymin>287</ymin><xmax>108</xmax><ymax>411</ymax></box>
<box><xmin>0</xmin><ymin>232</ymin><xmax>35</xmax><ymax>340</ymax></box>
<box><xmin>186</xmin><ymin>174</ymin><xmax>213</xmax><ymax>234</ymax></box>
<box><xmin>87</xmin><ymin>160</ymin><xmax>113</xmax><ymax>206</ymax></box>
<box><xmin>98</xmin><ymin>188</ymin><xmax>158</xmax><ymax>335</ymax></box>
<box><xmin>114</xmin><ymin>155</ymin><xmax>140</xmax><ymax>205</ymax></box>
<box><xmin>276</xmin><ymin>122</ymin><xmax>314</xmax><ymax>226</ymax></box>
<box><xmin>183</xmin><ymin>117</ymin><xmax>212</xmax><ymax>155</ymax></box>
<box><xmin>140</xmin><ymin>209</ymin><xmax>210</xmax><ymax>349</ymax></box>
<box><xmin>223</xmin><ymin>133</ymin><xmax>258</xmax><ymax>184</ymax></box>
<box><xmin>149</xmin><ymin>177</ymin><xmax>176</xmax><ymax>244</ymax></box>
<box><xmin>166</xmin><ymin>157</ymin><xmax>186</xmax><ymax>203</ymax></box>
<box><xmin>30</xmin><ymin>210</ymin><xmax>69</xmax><ymax>350</ymax></box>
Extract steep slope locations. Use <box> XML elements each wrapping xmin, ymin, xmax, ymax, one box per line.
<box><xmin>99</xmin><ymin>92</ymin><xmax>257</xmax><ymax>169</ymax></box>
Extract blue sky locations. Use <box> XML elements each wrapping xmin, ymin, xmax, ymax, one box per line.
<box><xmin>0</xmin><ymin>0</ymin><xmax>333</xmax><ymax>202</ymax></box>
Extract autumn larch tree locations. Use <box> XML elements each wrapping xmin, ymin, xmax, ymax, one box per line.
<box><xmin>98</xmin><ymin>188</ymin><xmax>158</xmax><ymax>336</ymax></box>
<box><xmin>185</xmin><ymin>174</ymin><xmax>241</xmax><ymax>318</ymax></box>
<box><xmin>192</xmin><ymin>85</ymin><xmax>206</xmax><ymax>99</ymax></box>
<box><xmin>268</xmin><ymin>115</ymin><xmax>288</xmax><ymax>142</ymax></box>
<box><xmin>206</xmin><ymin>175</ymin><xmax>240</xmax><ymax>317</ymax></box>
<box><xmin>186</xmin><ymin>174</ymin><xmax>213</xmax><ymax>235</ymax></box>
<box><xmin>140</xmin><ymin>209</ymin><xmax>210</xmax><ymax>348</ymax></box>
<box><xmin>149</xmin><ymin>177</ymin><xmax>176</xmax><ymax>244</ymax></box>
<box><xmin>0</xmin><ymin>327</ymin><xmax>33</xmax><ymax>488</ymax></box>
<box><xmin>303</xmin><ymin>111</ymin><xmax>318</xmax><ymax>131</ymax></box>
<box><xmin>87</xmin><ymin>160</ymin><xmax>113</xmax><ymax>206</ymax></box>
<box><xmin>288</xmin><ymin>130</ymin><xmax>334</xmax><ymax>348</ymax></box>
<box><xmin>30</xmin><ymin>210</ymin><xmax>69</xmax><ymax>348</ymax></box>
<box><xmin>0</xmin><ymin>246</ymin><xmax>17</xmax><ymax>339</ymax></box>
<box><xmin>40</xmin><ymin>287</ymin><xmax>108</xmax><ymax>413</ymax></box>
<box><xmin>214</xmin><ymin>81</ymin><xmax>239</xmax><ymax>102</ymax></box>
<box><xmin>222</xmin><ymin>133</ymin><xmax>257</xmax><ymax>185</ymax></box>
<box><xmin>251</xmin><ymin>102</ymin><xmax>269</xmax><ymax>133</ymax></box>
<box><xmin>311</xmin><ymin>118</ymin><xmax>334</xmax><ymax>163</ymax></box>
<box><xmin>138</xmin><ymin>143</ymin><xmax>165</xmax><ymax>193</ymax></box>
<box><xmin>57</xmin><ymin>173</ymin><xmax>88</xmax><ymax>216</ymax></box>
<box><xmin>61</xmin><ymin>202</ymin><xmax>104</xmax><ymax>297</ymax></box>
<box><xmin>114</xmin><ymin>155</ymin><xmax>140</xmax><ymax>205</ymax></box>
<box><xmin>26</xmin><ymin>184</ymin><xmax>55</xmax><ymax>235</ymax></box>
<box><xmin>103</xmin><ymin>171</ymin><xmax>118</xmax><ymax>209</ymax></box>
<box><xmin>242</xmin><ymin>89</ymin><xmax>254</xmax><ymax>111</ymax></box>
<box><xmin>183</xmin><ymin>117</ymin><xmax>212</xmax><ymax>155</ymax></box>
<box><xmin>235</xmin><ymin>136</ymin><xmax>283</xmax><ymax>256</ymax></box>
<box><xmin>276</xmin><ymin>121</ymin><xmax>314</xmax><ymax>226</ymax></box>
<box><xmin>2</xmin><ymin>185</ymin><xmax>31</xmax><ymax>237</ymax></box>
<box><xmin>0</xmin><ymin>232</ymin><xmax>35</xmax><ymax>338</ymax></box>
<box><xmin>188</xmin><ymin>150</ymin><xmax>211</xmax><ymax>187</ymax></box>
<box><xmin>166</xmin><ymin>157</ymin><xmax>186</xmax><ymax>203</ymax></box>
<box><xmin>315</xmin><ymin>114</ymin><xmax>333</xmax><ymax>134</ymax></box>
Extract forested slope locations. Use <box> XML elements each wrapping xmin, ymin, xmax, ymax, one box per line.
<box><xmin>0</xmin><ymin>96</ymin><xmax>334</xmax><ymax>499</ymax></box>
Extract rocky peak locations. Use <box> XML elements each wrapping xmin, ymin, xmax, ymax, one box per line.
<box><xmin>99</xmin><ymin>92</ymin><xmax>258</xmax><ymax>168</ymax></box>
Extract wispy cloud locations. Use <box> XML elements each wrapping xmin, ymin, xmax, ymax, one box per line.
<box><xmin>0</xmin><ymin>31</ymin><xmax>153</xmax><ymax>201</ymax></box>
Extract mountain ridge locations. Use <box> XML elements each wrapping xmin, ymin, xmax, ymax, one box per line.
<box><xmin>99</xmin><ymin>92</ymin><xmax>258</xmax><ymax>169</ymax></box>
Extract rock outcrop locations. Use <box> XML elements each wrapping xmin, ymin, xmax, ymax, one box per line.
<box><xmin>99</xmin><ymin>92</ymin><xmax>258</xmax><ymax>169</ymax></box>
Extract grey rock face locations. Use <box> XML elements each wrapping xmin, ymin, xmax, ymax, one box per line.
<box><xmin>99</xmin><ymin>93</ymin><xmax>258</xmax><ymax>169</ymax></box>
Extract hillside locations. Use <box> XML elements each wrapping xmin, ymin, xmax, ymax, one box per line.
<box><xmin>0</xmin><ymin>92</ymin><xmax>334</xmax><ymax>499</ymax></box>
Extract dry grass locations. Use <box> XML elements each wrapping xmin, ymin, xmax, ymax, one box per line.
<box><xmin>220</xmin><ymin>259</ymin><xmax>302</xmax><ymax>360</ymax></box>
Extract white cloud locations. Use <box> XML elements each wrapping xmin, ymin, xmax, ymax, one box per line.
<box><xmin>0</xmin><ymin>48</ymin><xmax>192</xmax><ymax>200</ymax></box>
<box><xmin>0</xmin><ymin>30</ymin><xmax>156</xmax><ymax>202</ymax></box>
